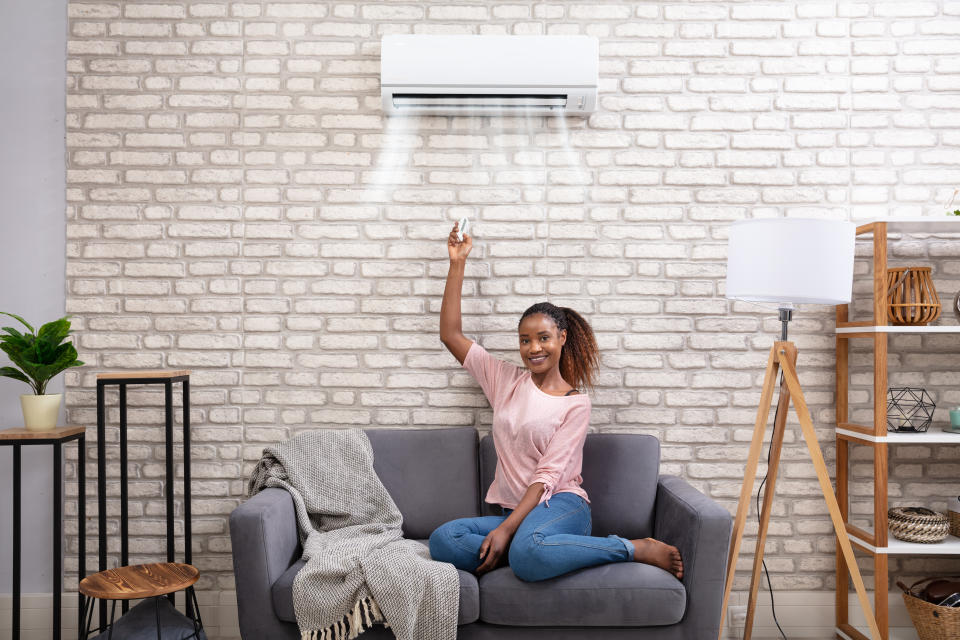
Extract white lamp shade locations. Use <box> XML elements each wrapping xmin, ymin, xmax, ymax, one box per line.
<box><xmin>725</xmin><ymin>218</ymin><xmax>855</xmax><ymax>305</ymax></box>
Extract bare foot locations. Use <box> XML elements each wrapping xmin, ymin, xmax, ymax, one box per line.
<box><xmin>630</xmin><ymin>538</ymin><xmax>683</xmax><ymax>579</ymax></box>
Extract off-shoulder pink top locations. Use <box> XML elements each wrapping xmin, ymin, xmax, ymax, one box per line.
<box><xmin>463</xmin><ymin>342</ymin><xmax>591</xmax><ymax>509</ymax></box>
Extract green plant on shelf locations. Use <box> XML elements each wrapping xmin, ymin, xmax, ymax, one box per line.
<box><xmin>0</xmin><ymin>312</ymin><xmax>84</xmax><ymax>395</ymax></box>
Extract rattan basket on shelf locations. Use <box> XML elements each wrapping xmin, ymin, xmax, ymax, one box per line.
<box><xmin>898</xmin><ymin>578</ymin><xmax>960</xmax><ymax>640</ymax></box>
<box><xmin>888</xmin><ymin>507</ymin><xmax>949</xmax><ymax>543</ymax></box>
<box><xmin>887</xmin><ymin>267</ymin><xmax>941</xmax><ymax>326</ymax></box>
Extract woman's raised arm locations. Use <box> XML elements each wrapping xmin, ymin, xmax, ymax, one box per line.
<box><xmin>440</xmin><ymin>221</ymin><xmax>473</xmax><ymax>364</ymax></box>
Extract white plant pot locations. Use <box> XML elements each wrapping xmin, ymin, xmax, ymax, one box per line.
<box><xmin>21</xmin><ymin>393</ymin><xmax>61</xmax><ymax>431</ymax></box>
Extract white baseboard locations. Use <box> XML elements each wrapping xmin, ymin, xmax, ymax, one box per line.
<box><xmin>722</xmin><ymin>591</ymin><xmax>917</xmax><ymax>640</ymax></box>
<box><xmin>0</xmin><ymin>590</ymin><xmax>918</xmax><ymax>640</ymax></box>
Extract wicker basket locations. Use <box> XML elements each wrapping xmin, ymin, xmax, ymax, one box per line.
<box><xmin>898</xmin><ymin>578</ymin><xmax>960</xmax><ymax>640</ymax></box>
<box><xmin>950</xmin><ymin>510</ymin><xmax>960</xmax><ymax>539</ymax></box>
<box><xmin>888</xmin><ymin>507</ymin><xmax>950</xmax><ymax>543</ymax></box>
<box><xmin>887</xmin><ymin>267</ymin><xmax>941</xmax><ymax>326</ymax></box>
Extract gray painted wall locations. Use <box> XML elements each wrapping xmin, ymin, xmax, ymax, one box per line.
<box><xmin>0</xmin><ymin>0</ymin><xmax>67</xmax><ymax>592</ymax></box>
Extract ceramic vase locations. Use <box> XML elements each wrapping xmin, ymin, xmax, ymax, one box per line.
<box><xmin>20</xmin><ymin>393</ymin><xmax>61</xmax><ymax>431</ymax></box>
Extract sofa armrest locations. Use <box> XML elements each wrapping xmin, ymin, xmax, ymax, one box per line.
<box><xmin>229</xmin><ymin>487</ymin><xmax>301</xmax><ymax>640</ymax></box>
<box><xmin>654</xmin><ymin>475</ymin><xmax>733</xmax><ymax>640</ymax></box>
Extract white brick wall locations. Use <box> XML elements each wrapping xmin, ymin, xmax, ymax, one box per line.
<box><xmin>63</xmin><ymin>1</ymin><xmax>960</xmax><ymax>637</ymax></box>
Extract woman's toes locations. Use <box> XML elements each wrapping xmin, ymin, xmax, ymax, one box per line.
<box><xmin>631</xmin><ymin>538</ymin><xmax>684</xmax><ymax>578</ymax></box>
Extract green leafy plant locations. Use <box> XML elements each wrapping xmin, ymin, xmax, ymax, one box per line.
<box><xmin>950</xmin><ymin>210</ymin><xmax>960</xmax><ymax>216</ymax></box>
<box><xmin>0</xmin><ymin>313</ymin><xmax>84</xmax><ymax>395</ymax></box>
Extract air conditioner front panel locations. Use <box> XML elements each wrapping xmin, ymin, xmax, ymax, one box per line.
<box><xmin>380</xmin><ymin>35</ymin><xmax>598</xmax><ymax>116</ymax></box>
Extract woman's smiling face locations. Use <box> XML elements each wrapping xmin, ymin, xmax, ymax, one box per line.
<box><xmin>518</xmin><ymin>313</ymin><xmax>566</xmax><ymax>373</ymax></box>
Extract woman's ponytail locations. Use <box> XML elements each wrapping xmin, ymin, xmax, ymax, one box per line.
<box><xmin>519</xmin><ymin>302</ymin><xmax>599</xmax><ymax>392</ymax></box>
<box><xmin>558</xmin><ymin>307</ymin><xmax>599</xmax><ymax>392</ymax></box>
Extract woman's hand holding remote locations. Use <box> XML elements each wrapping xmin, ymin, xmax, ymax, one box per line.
<box><xmin>440</xmin><ymin>221</ymin><xmax>474</xmax><ymax>365</ymax></box>
<box><xmin>447</xmin><ymin>221</ymin><xmax>472</xmax><ymax>263</ymax></box>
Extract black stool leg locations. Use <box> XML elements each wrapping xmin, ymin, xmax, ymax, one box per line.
<box><xmin>13</xmin><ymin>444</ymin><xmax>21</xmax><ymax>640</ymax></box>
<box><xmin>164</xmin><ymin>381</ymin><xmax>175</xmax><ymax>606</ymax></box>
<box><xmin>106</xmin><ymin>600</ymin><xmax>117</xmax><ymax>640</ymax></box>
<box><xmin>80</xmin><ymin>595</ymin><xmax>95</xmax><ymax>640</ymax></box>
<box><xmin>188</xmin><ymin>586</ymin><xmax>204</xmax><ymax>635</ymax></box>
<box><xmin>119</xmin><ymin>384</ymin><xmax>129</xmax><ymax>616</ymax></box>
<box><xmin>183</xmin><ymin>377</ymin><xmax>193</xmax><ymax>621</ymax></box>
<box><xmin>78</xmin><ymin>434</ymin><xmax>86</xmax><ymax>639</ymax></box>
<box><xmin>97</xmin><ymin>381</ymin><xmax>107</xmax><ymax>631</ymax></box>
<box><xmin>54</xmin><ymin>441</ymin><xmax>62</xmax><ymax>640</ymax></box>
<box><xmin>154</xmin><ymin>597</ymin><xmax>163</xmax><ymax>640</ymax></box>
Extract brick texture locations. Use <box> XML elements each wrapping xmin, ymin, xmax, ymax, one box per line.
<box><xmin>64</xmin><ymin>1</ymin><xmax>960</xmax><ymax>636</ymax></box>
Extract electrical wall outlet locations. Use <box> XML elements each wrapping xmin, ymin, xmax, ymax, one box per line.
<box><xmin>728</xmin><ymin>605</ymin><xmax>747</xmax><ymax>639</ymax></box>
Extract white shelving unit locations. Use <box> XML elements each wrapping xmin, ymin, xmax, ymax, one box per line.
<box><xmin>837</xmin><ymin>428</ymin><xmax>960</xmax><ymax>443</ymax></box>
<box><xmin>837</xmin><ymin>326</ymin><xmax>960</xmax><ymax>334</ymax></box>
<box><xmin>848</xmin><ymin>531</ymin><xmax>960</xmax><ymax>555</ymax></box>
<box><xmin>834</xmin><ymin>218</ymin><xmax>960</xmax><ymax>640</ymax></box>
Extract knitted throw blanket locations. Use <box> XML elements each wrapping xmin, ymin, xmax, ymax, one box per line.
<box><xmin>248</xmin><ymin>429</ymin><xmax>460</xmax><ymax>640</ymax></box>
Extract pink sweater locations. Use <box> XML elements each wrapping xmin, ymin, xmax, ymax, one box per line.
<box><xmin>463</xmin><ymin>342</ymin><xmax>591</xmax><ymax>509</ymax></box>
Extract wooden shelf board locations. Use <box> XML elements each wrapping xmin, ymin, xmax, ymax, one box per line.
<box><xmin>855</xmin><ymin>217</ymin><xmax>960</xmax><ymax>234</ymax></box>
<box><xmin>837</xmin><ymin>427</ymin><xmax>960</xmax><ymax>443</ymax></box>
<box><xmin>848</xmin><ymin>531</ymin><xmax>960</xmax><ymax>555</ymax></box>
<box><xmin>0</xmin><ymin>425</ymin><xmax>86</xmax><ymax>440</ymax></box>
<box><xmin>837</xmin><ymin>325</ymin><xmax>960</xmax><ymax>334</ymax></box>
<box><xmin>97</xmin><ymin>369</ymin><xmax>191</xmax><ymax>380</ymax></box>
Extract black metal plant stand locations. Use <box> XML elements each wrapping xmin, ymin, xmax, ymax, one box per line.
<box><xmin>93</xmin><ymin>371</ymin><xmax>193</xmax><ymax>633</ymax></box>
<box><xmin>0</xmin><ymin>425</ymin><xmax>86</xmax><ymax>640</ymax></box>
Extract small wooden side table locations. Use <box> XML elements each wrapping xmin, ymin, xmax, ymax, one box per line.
<box><xmin>0</xmin><ymin>426</ymin><xmax>86</xmax><ymax>640</ymax></box>
<box><xmin>94</xmin><ymin>370</ymin><xmax>192</xmax><ymax>629</ymax></box>
<box><xmin>78</xmin><ymin>563</ymin><xmax>203</xmax><ymax>640</ymax></box>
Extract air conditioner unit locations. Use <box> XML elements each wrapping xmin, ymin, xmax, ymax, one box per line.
<box><xmin>380</xmin><ymin>35</ymin><xmax>598</xmax><ymax>117</ymax></box>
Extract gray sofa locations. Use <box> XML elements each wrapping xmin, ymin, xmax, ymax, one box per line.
<box><xmin>230</xmin><ymin>427</ymin><xmax>732</xmax><ymax>639</ymax></box>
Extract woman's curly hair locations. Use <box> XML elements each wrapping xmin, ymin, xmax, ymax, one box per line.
<box><xmin>519</xmin><ymin>302</ymin><xmax>599</xmax><ymax>392</ymax></box>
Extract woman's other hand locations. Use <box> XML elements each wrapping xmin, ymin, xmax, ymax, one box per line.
<box><xmin>448</xmin><ymin>222</ymin><xmax>472</xmax><ymax>262</ymax></box>
<box><xmin>475</xmin><ymin>525</ymin><xmax>511</xmax><ymax>575</ymax></box>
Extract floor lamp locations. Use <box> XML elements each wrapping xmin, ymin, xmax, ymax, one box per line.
<box><xmin>718</xmin><ymin>218</ymin><xmax>881</xmax><ymax>640</ymax></box>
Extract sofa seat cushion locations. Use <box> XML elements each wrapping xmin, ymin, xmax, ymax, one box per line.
<box><xmin>271</xmin><ymin>541</ymin><xmax>479</xmax><ymax>626</ymax></box>
<box><xmin>478</xmin><ymin>562</ymin><xmax>685</xmax><ymax>627</ymax></box>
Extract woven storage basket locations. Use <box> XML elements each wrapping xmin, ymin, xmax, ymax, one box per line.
<box><xmin>897</xmin><ymin>578</ymin><xmax>960</xmax><ymax>640</ymax></box>
<box><xmin>888</xmin><ymin>507</ymin><xmax>949</xmax><ymax>543</ymax></box>
<box><xmin>950</xmin><ymin>510</ymin><xmax>960</xmax><ymax>539</ymax></box>
<box><xmin>887</xmin><ymin>267</ymin><xmax>941</xmax><ymax>326</ymax></box>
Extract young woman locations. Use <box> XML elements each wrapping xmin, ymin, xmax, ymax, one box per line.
<box><xmin>428</xmin><ymin>221</ymin><xmax>683</xmax><ymax>583</ymax></box>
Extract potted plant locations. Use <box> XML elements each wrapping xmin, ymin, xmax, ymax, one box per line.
<box><xmin>0</xmin><ymin>313</ymin><xmax>84</xmax><ymax>431</ymax></box>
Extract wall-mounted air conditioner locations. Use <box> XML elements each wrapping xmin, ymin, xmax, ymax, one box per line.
<box><xmin>380</xmin><ymin>35</ymin><xmax>598</xmax><ymax>116</ymax></box>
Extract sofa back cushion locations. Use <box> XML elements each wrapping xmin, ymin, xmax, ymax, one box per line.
<box><xmin>366</xmin><ymin>427</ymin><xmax>481</xmax><ymax>539</ymax></box>
<box><xmin>480</xmin><ymin>432</ymin><xmax>660</xmax><ymax>539</ymax></box>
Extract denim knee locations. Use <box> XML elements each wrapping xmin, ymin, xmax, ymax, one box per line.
<box><xmin>508</xmin><ymin>533</ymin><xmax>549</xmax><ymax>582</ymax></box>
<box><xmin>428</xmin><ymin>522</ymin><xmax>457</xmax><ymax>563</ymax></box>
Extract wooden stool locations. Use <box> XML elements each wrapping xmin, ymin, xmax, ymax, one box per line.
<box><xmin>94</xmin><ymin>370</ymin><xmax>193</xmax><ymax>627</ymax></box>
<box><xmin>79</xmin><ymin>563</ymin><xmax>203</xmax><ymax>640</ymax></box>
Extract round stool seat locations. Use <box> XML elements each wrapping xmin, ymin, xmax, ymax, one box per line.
<box><xmin>79</xmin><ymin>563</ymin><xmax>199</xmax><ymax>600</ymax></box>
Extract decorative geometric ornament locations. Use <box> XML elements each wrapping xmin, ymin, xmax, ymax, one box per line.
<box><xmin>886</xmin><ymin>387</ymin><xmax>936</xmax><ymax>433</ymax></box>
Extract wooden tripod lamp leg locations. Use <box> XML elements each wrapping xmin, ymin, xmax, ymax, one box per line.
<box><xmin>779</xmin><ymin>348</ymin><xmax>882</xmax><ymax>640</ymax></box>
<box><xmin>718</xmin><ymin>346</ymin><xmax>780</xmax><ymax>638</ymax></box>
<box><xmin>743</xmin><ymin>376</ymin><xmax>791</xmax><ymax>640</ymax></box>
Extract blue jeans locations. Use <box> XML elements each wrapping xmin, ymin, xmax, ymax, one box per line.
<box><xmin>428</xmin><ymin>492</ymin><xmax>635</xmax><ymax>582</ymax></box>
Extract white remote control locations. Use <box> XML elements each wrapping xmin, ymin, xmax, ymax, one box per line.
<box><xmin>456</xmin><ymin>217</ymin><xmax>469</xmax><ymax>242</ymax></box>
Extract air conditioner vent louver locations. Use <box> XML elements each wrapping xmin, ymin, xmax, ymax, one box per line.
<box><xmin>392</xmin><ymin>94</ymin><xmax>568</xmax><ymax>111</ymax></box>
<box><xmin>381</xmin><ymin>35</ymin><xmax>597</xmax><ymax>117</ymax></box>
